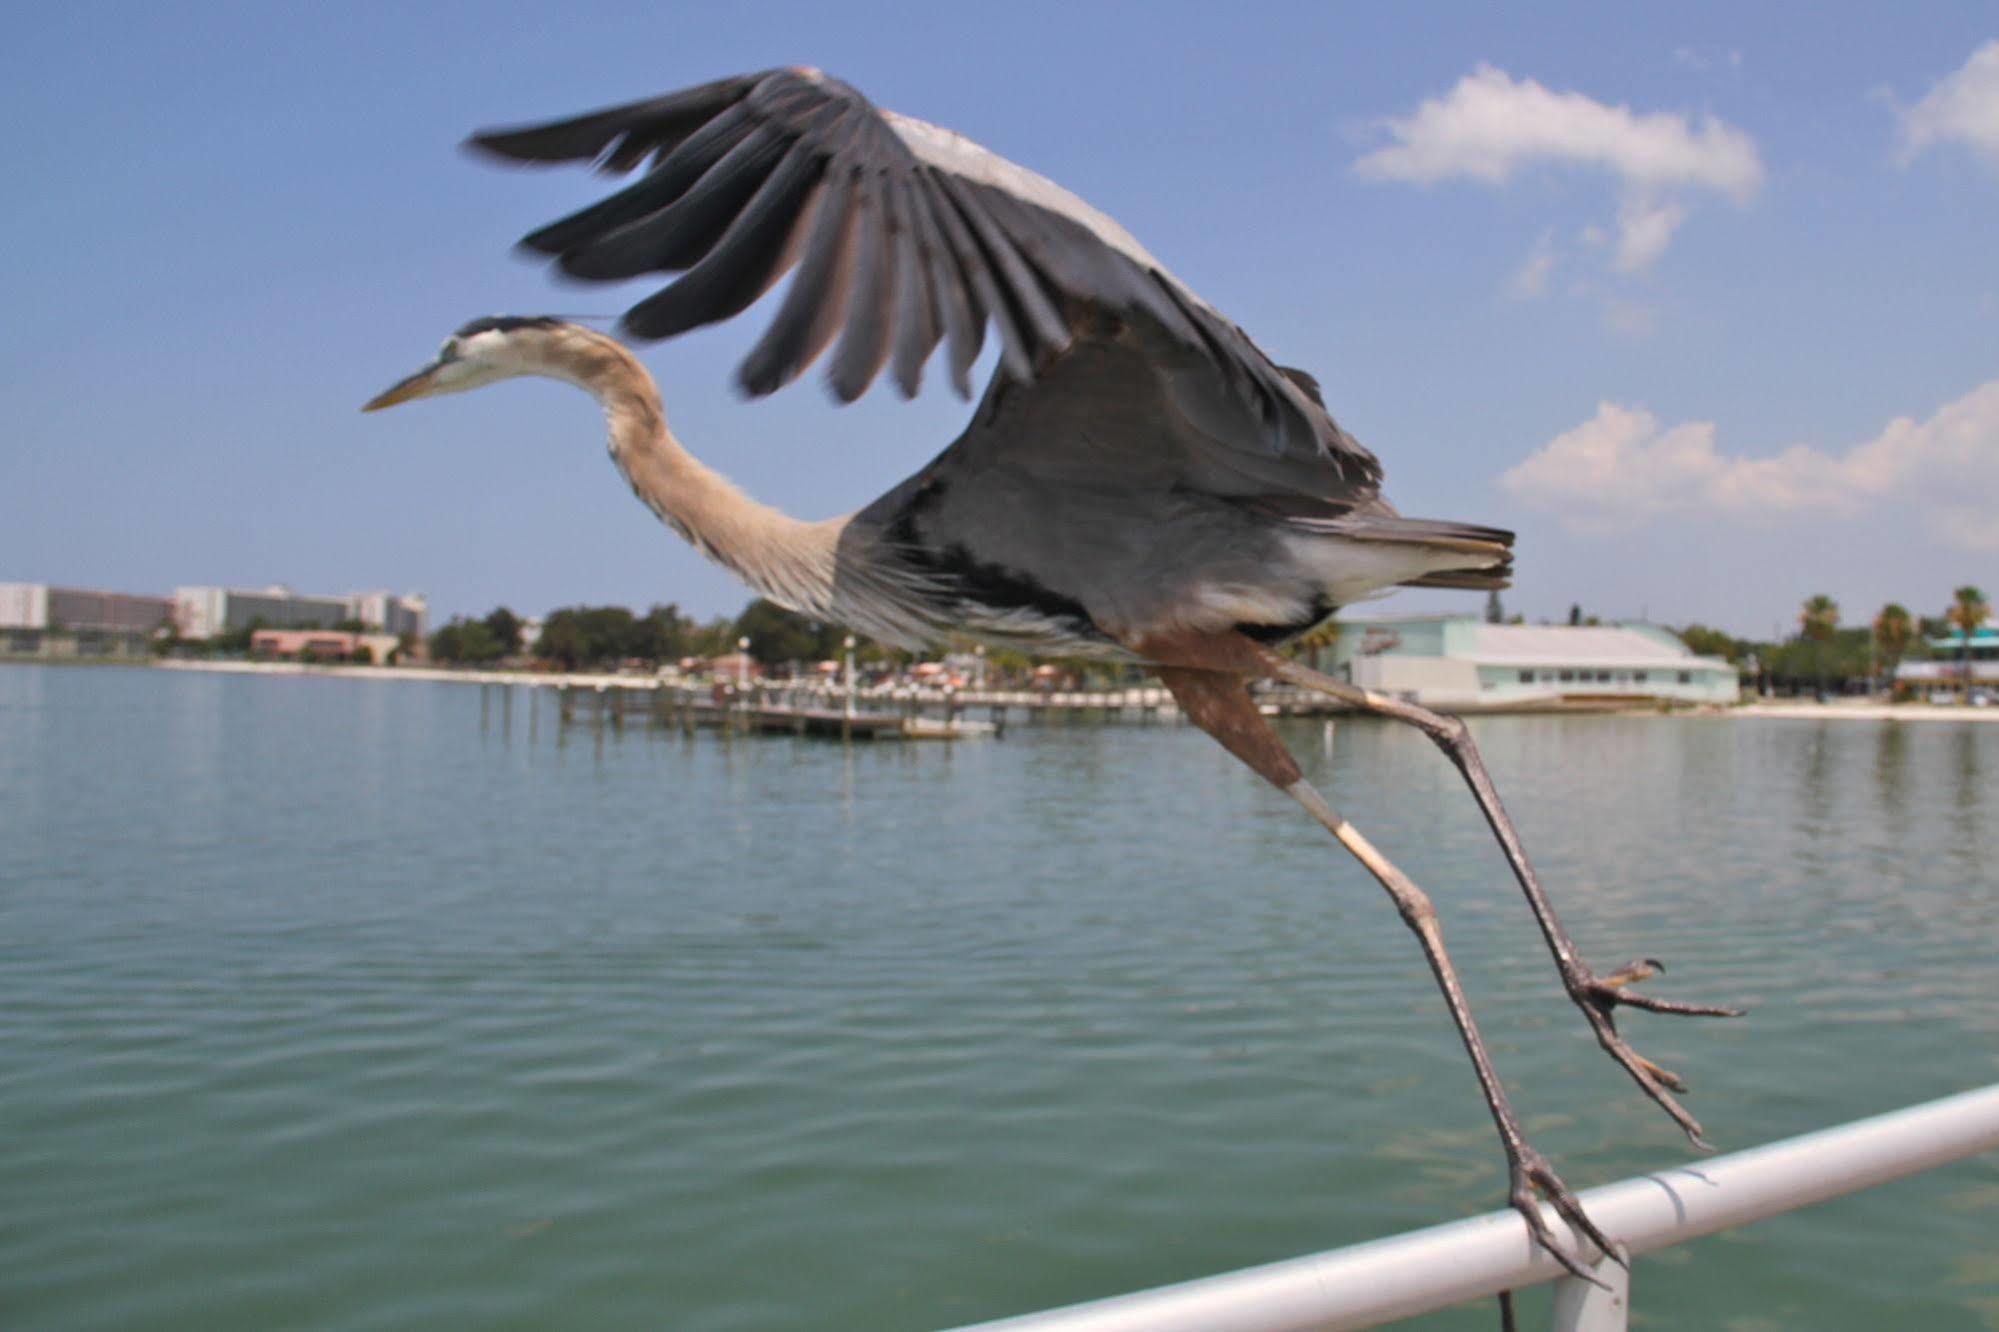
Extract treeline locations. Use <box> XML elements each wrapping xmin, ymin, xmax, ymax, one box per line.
<box><xmin>425</xmin><ymin>595</ymin><xmax>1095</xmax><ymax>682</ymax></box>
<box><xmin>427</xmin><ymin>583</ymin><xmax>1991</xmax><ymax>692</ymax></box>
<box><xmin>1674</xmin><ymin>585</ymin><xmax>1989</xmax><ymax>691</ymax></box>
<box><xmin>426</xmin><ymin>607</ymin><xmax>528</xmax><ymax>665</ymax></box>
<box><xmin>428</xmin><ymin>599</ymin><xmax>880</xmax><ymax>671</ymax></box>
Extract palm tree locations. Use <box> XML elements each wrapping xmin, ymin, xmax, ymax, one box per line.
<box><xmin>1872</xmin><ymin>603</ymin><xmax>1913</xmax><ymax>695</ymax></box>
<box><xmin>1946</xmin><ymin>585</ymin><xmax>1989</xmax><ymax>704</ymax></box>
<box><xmin>1799</xmin><ymin>594</ymin><xmax>1839</xmax><ymax>699</ymax></box>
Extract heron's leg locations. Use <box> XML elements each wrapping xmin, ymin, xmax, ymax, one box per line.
<box><xmin>1261</xmin><ymin>653</ymin><xmax>1741</xmax><ymax>1146</ymax></box>
<box><xmin>1156</xmin><ymin>668</ymin><xmax>1617</xmax><ymax>1280</ymax></box>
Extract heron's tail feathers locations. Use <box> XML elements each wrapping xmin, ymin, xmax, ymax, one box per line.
<box><xmin>1322</xmin><ymin>513</ymin><xmax>1515</xmax><ymax>591</ymax></box>
<box><xmin>1400</xmin><ymin>565</ymin><xmax>1513</xmax><ymax>591</ymax></box>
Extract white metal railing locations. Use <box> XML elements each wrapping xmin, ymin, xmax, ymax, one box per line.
<box><xmin>943</xmin><ymin>1083</ymin><xmax>1999</xmax><ymax>1332</ymax></box>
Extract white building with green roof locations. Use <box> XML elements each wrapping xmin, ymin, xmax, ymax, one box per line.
<box><xmin>1327</xmin><ymin>615</ymin><xmax>1739</xmax><ymax>709</ymax></box>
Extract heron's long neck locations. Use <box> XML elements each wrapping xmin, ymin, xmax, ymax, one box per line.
<box><xmin>557</xmin><ymin>338</ymin><xmax>838</xmax><ymax>615</ymax></box>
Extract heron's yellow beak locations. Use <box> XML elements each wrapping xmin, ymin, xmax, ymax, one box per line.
<box><xmin>361</xmin><ymin>361</ymin><xmax>446</xmax><ymax>412</ymax></box>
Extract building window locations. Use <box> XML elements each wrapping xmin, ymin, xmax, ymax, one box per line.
<box><xmin>1518</xmin><ymin>670</ymin><xmax>1534</xmax><ymax>684</ymax></box>
<box><xmin>1634</xmin><ymin>671</ymin><xmax>1648</xmax><ymax>683</ymax></box>
<box><xmin>1678</xmin><ymin>671</ymin><xmax>1692</xmax><ymax>684</ymax></box>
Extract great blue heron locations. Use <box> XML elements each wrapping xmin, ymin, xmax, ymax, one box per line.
<box><xmin>364</xmin><ymin>67</ymin><xmax>1739</xmax><ymax>1277</ymax></box>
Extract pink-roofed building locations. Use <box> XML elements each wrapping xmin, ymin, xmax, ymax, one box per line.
<box><xmin>251</xmin><ymin>628</ymin><xmax>359</xmax><ymax>660</ymax></box>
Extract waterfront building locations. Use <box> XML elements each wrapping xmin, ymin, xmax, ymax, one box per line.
<box><xmin>1326</xmin><ymin>615</ymin><xmax>1739</xmax><ymax>709</ymax></box>
<box><xmin>251</xmin><ymin>628</ymin><xmax>360</xmax><ymax>660</ymax></box>
<box><xmin>3</xmin><ymin>580</ymin><xmax>429</xmax><ymax>657</ymax></box>
<box><xmin>1894</xmin><ymin>627</ymin><xmax>1999</xmax><ymax>696</ymax></box>
<box><xmin>248</xmin><ymin>628</ymin><xmax>403</xmax><ymax>662</ymax></box>
<box><xmin>0</xmin><ymin>581</ymin><xmax>173</xmax><ymax>657</ymax></box>
<box><xmin>172</xmin><ymin>585</ymin><xmax>428</xmax><ymax>640</ymax></box>
<box><xmin>346</xmin><ymin>590</ymin><xmax>429</xmax><ymax>639</ymax></box>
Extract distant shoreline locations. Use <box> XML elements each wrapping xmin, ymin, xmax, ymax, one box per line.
<box><xmin>0</xmin><ymin>657</ymin><xmax>1978</xmax><ymax>723</ymax></box>
<box><xmin>150</xmin><ymin>657</ymin><xmax>616</xmax><ymax>688</ymax></box>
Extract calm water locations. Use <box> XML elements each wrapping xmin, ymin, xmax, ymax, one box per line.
<box><xmin>2</xmin><ymin>664</ymin><xmax>1995</xmax><ymax>1331</ymax></box>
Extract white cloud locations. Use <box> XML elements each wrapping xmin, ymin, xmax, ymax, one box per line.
<box><xmin>1613</xmin><ymin>197</ymin><xmax>1687</xmax><ymax>271</ymax></box>
<box><xmin>1499</xmin><ymin>380</ymin><xmax>1999</xmax><ymax>549</ymax></box>
<box><xmin>1355</xmin><ymin>65</ymin><xmax>1761</xmax><ymax>272</ymax></box>
<box><xmin>1897</xmin><ymin>39</ymin><xmax>1999</xmax><ymax>169</ymax></box>
<box><xmin>1355</xmin><ymin>66</ymin><xmax>1762</xmax><ymax>196</ymax></box>
<box><xmin>1507</xmin><ymin>232</ymin><xmax>1556</xmax><ymax>299</ymax></box>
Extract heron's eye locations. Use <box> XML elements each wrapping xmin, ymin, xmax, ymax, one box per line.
<box><xmin>437</xmin><ymin>339</ymin><xmax>459</xmax><ymax>362</ymax></box>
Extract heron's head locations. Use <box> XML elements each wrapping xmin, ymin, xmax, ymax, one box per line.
<box><xmin>361</xmin><ymin>315</ymin><xmax>578</xmax><ymax>411</ymax></box>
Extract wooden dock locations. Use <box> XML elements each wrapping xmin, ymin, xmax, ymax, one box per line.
<box><xmin>474</xmin><ymin>677</ymin><xmax>1368</xmax><ymax>744</ymax></box>
<box><xmin>468</xmin><ymin>676</ymin><xmax>1403</xmax><ymax>745</ymax></box>
<box><xmin>536</xmin><ymin>682</ymin><xmax>1000</xmax><ymax>741</ymax></box>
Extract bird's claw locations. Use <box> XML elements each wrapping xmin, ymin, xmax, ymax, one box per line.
<box><xmin>1564</xmin><ymin>957</ymin><xmax>1744</xmax><ymax>1147</ymax></box>
<box><xmin>1508</xmin><ymin>1144</ymin><xmax>1620</xmax><ymax>1287</ymax></box>
<box><xmin>1577</xmin><ymin>956</ymin><xmax>1743</xmax><ymax>1018</ymax></box>
<box><xmin>1594</xmin><ymin>957</ymin><xmax>1665</xmax><ymax>989</ymax></box>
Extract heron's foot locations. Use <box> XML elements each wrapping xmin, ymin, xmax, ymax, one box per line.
<box><xmin>1566</xmin><ymin>957</ymin><xmax>1744</xmax><ymax>1149</ymax></box>
<box><xmin>1507</xmin><ymin>1142</ymin><xmax>1619</xmax><ymax>1285</ymax></box>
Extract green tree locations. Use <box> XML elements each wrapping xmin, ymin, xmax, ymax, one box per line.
<box><xmin>1946</xmin><ymin>585</ymin><xmax>1989</xmax><ymax>701</ymax></box>
<box><xmin>535</xmin><ymin>606</ymin><xmax>633</xmax><ymax>667</ymax></box>
<box><xmin>533</xmin><ymin>605</ymin><xmax>657</xmax><ymax>669</ymax></box>
<box><xmin>586</xmin><ymin>606</ymin><xmax>638</xmax><ymax>662</ymax></box>
<box><xmin>1676</xmin><ymin>624</ymin><xmax>1739</xmax><ymax>661</ymax></box>
<box><xmin>634</xmin><ymin>603</ymin><xmax>695</xmax><ymax>664</ymax></box>
<box><xmin>1799</xmin><ymin>594</ymin><xmax>1840</xmax><ymax>696</ymax></box>
<box><xmin>536</xmin><ymin>611</ymin><xmax>588</xmax><ymax>669</ymax></box>
<box><xmin>1799</xmin><ymin>594</ymin><xmax>1839</xmax><ymax>641</ymax></box>
<box><xmin>682</xmin><ymin>615</ymin><xmax>738</xmax><ymax>659</ymax></box>
<box><xmin>1872</xmin><ymin>604</ymin><xmax>1913</xmax><ymax>690</ymax></box>
<box><xmin>430</xmin><ymin>617</ymin><xmax>504</xmax><ymax>664</ymax></box>
<box><xmin>482</xmin><ymin>606</ymin><xmax>524</xmax><ymax>656</ymax></box>
<box><xmin>733</xmin><ymin>598</ymin><xmax>843</xmax><ymax>669</ymax></box>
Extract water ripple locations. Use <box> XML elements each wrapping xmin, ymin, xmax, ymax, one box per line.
<box><xmin>1</xmin><ymin>670</ymin><xmax>1994</xmax><ymax>1330</ymax></box>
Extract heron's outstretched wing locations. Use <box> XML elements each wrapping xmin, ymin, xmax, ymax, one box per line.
<box><xmin>468</xmin><ymin>67</ymin><xmax>1380</xmax><ymax>486</ymax></box>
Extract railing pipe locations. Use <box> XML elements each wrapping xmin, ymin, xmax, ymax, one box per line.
<box><xmin>944</xmin><ymin>1083</ymin><xmax>1999</xmax><ymax>1332</ymax></box>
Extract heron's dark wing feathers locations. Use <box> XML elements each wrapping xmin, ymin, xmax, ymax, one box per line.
<box><xmin>936</xmin><ymin>322</ymin><xmax>1384</xmax><ymax>515</ymax></box>
<box><xmin>1277</xmin><ymin>366</ymin><xmax>1325</xmax><ymax>405</ymax></box>
<box><xmin>469</xmin><ymin>74</ymin><xmax>765</xmax><ymax>167</ymax></box>
<box><xmin>469</xmin><ymin>67</ymin><xmax>1381</xmax><ymax>486</ymax></box>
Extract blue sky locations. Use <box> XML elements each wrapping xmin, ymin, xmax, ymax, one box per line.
<box><xmin>4</xmin><ymin>3</ymin><xmax>1994</xmax><ymax>639</ymax></box>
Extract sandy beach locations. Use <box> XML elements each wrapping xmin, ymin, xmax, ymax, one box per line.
<box><xmin>1732</xmin><ymin>699</ymin><xmax>1999</xmax><ymax>722</ymax></box>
